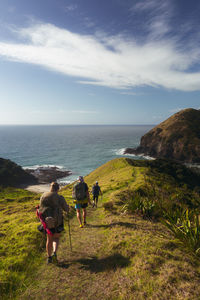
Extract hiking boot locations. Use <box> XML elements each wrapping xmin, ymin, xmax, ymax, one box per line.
<box><xmin>92</xmin><ymin>201</ymin><xmax>95</xmax><ymax>208</ymax></box>
<box><xmin>47</xmin><ymin>256</ymin><xmax>53</xmax><ymax>264</ymax></box>
<box><xmin>52</xmin><ymin>252</ymin><xmax>58</xmax><ymax>264</ymax></box>
<box><xmin>79</xmin><ymin>224</ymin><xmax>83</xmax><ymax>228</ymax></box>
<box><xmin>84</xmin><ymin>221</ymin><xmax>87</xmax><ymax>226</ymax></box>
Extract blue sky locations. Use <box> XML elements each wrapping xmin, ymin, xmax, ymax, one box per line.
<box><xmin>0</xmin><ymin>0</ymin><xmax>200</xmax><ymax>125</ymax></box>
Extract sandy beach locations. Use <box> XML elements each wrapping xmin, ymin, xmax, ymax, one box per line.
<box><xmin>25</xmin><ymin>184</ymin><xmax>51</xmax><ymax>193</ymax></box>
<box><xmin>24</xmin><ymin>183</ymin><xmax>69</xmax><ymax>193</ymax></box>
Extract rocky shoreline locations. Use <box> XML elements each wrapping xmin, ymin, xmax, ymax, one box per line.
<box><xmin>24</xmin><ymin>166</ymin><xmax>72</xmax><ymax>184</ymax></box>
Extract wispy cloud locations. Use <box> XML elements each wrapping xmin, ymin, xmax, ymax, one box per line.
<box><xmin>130</xmin><ymin>0</ymin><xmax>173</xmax><ymax>40</ymax></box>
<box><xmin>0</xmin><ymin>22</ymin><xmax>200</xmax><ymax>91</ymax></box>
<box><xmin>120</xmin><ymin>91</ymin><xmax>143</xmax><ymax>96</ymax></box>
<box><xmin>84</xmin><ymin>17</ymin><xmax>96</xmax><ymax>28</ymax></box>
<box><xmin>64</xmin><ymin>4</ymin><xmax>78</xmax><ymax>12</ymax></box>
<box><xmin>131</xmin><ymin>0</ymin><xmax>169</xmax><ymax>13</ymax></box>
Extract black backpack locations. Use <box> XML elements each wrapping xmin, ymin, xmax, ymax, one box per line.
<box><xmin>74</xmin><ymin>182</ymin><xmax>87</xmax><ymax>201</ymax></box>
<box><xmin>92</xmin><ymin>185</ymin><xmax>100</xmax><ymax>195</ymax></box>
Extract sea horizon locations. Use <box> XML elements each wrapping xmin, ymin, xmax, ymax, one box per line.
<box><xmin>0</xmin><ymin>124</ymin><xmax>154</xmax><ymax>183</ymax></box>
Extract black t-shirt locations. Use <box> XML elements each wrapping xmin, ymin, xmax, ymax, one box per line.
<box><xmin>92</xmin><ymin>185</ymin><xmax>100</xmax><ymax>195</ymax></box>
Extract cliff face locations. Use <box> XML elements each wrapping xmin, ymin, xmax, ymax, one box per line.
<box><xmin>0</xmin><ymin>158</ymin><xmax>37</xmax><ymax>187</ymax></box>
<box><xmin>125</xmin><ymin>108</ymin><xmax>200</xmax><ymax>163</ymax></box>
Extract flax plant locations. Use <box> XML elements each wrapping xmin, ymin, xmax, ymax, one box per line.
<box><xmin>162</xmin><ymin>209</ymin><xmax>200</xmax><ymax>255</ymax></box>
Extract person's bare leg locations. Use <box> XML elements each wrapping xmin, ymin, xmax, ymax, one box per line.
<box><xmin>83</xmin><ymin>208</ymin><xmax>87</xmax><ymax>224</ymax></box>
<box><xmin>53</xmin><ymin>233</ymin><xmax>61</xmax><ymax>253</ymax></box>
<box><xmin>76</xmin><ymin>208</ymin><xmax>82</xmax><ymax>225</ymax></box>
<box><xmin>46</xmin><ymin>234</ymin><xmax>53</xmax><ymax>257</ymax></box>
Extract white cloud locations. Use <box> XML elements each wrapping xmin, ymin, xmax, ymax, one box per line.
<box><xmin>132</xmin><ymin>0</ymin><xmax>168</xmax><ymax>13</ymax></box>
<box><xmin>84</xmin><ymin>17</ymin><xmax>96</xmax><ymax>28</ymax></box>
<box><xmin>0</xmin><ymin>23</ymin><xmax>200</xmax><ymax>91</ymax></box>
<box><xmin>120</xmin><ymin>91</ymin><xmax>142</xmax><ymax>96</ymax></box>
<box><xmin>130</xmin><ymin>0</ymin><xmax>173</xmax><ymax>40</ymax></box>
<box><xmin>64</xmin><ymin>4</ymin><xmax>78</xmax><ymax>12</ymax></box>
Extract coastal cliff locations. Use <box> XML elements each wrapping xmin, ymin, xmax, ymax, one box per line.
<box><xmin>125</xmin><ymin>108</ymin><xmax>200</xmax><ymax>163</ymax></box>
<box><xmin>0</xmin><ymin>158</ymin><xmax>37</xmax><ymax>186</ymax></box>
<box><xmin>0</xmin><ymin>158</ymin><xmax>71</xmax><ymax>187</ymax></box>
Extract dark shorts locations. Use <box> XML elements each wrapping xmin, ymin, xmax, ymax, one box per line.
<box><xmin>75</xmin><ymin>203</ymin><xmax>88</xmax><ymax>209</ymax></box>
<box><xmin>50</xmin><ymin>223</ymin><xmax>64</xmax><ymax>234</ymax></box>
<box><xmin>37</xmin><ymin>223</ymin><xmax>64</xmax><ymax>234</ymax></box>
<box><xmin>93</xmin><ymin>194</ymin><xmax>99</xmax><ymax>201</ymax></box>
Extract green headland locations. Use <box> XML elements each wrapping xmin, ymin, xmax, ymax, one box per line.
<box><xmin>1</xmin><ymin>157</ymin><xmax>200</xmax><ymax>299</ymax></box>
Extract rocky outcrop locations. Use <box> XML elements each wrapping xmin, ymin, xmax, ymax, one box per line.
<box><xmin>25</xmin><ymin>166</ymin><xmax>72</xmax><ymax>183</ymax></box>
<box><xmin>124</xmin><ymin>108</ymin><xmax>200</xmax><ymax>163</ymax></box>
<box><xmin>0</xmin><ymin>158</ymin><xmax>37</xmax><ymax>187</ymax></box>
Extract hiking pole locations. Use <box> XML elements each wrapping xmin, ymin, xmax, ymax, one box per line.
<box><xmin>67</xmin><ymin>214</ymin><xmax>72</xmax><ymax>252</ymax></box>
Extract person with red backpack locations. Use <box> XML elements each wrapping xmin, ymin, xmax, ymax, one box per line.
<box><xmin>37</xmin><ymin>182</ymin><xmax>69</xmax><ymax>264</ymax></box>
<box><xmin>72</xmin><ymin>176</ymin><xmax>91</xmax><ymax>228</ymax></box>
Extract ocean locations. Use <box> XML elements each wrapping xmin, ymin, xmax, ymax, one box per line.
<box><xmin>0</xmin><ymin>125</ymin><xmax>153</xmax><ymax>183</ymax></box>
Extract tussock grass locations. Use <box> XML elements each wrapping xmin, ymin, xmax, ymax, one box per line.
<box><xmin>0</xmin><ymin>187</ymin><xmax>43</xmax><ymax>299</ymax></box>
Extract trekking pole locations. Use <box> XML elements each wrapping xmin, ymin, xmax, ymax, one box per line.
<box><xmin>67</xmin><ymin>214</ymin><xmax>72</xmax><ymax>252</ymax></box>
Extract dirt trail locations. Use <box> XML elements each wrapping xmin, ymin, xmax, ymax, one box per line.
<box><xmin>19</xmin><ymin>203</ymin><xmax>200</xmax><ymax>300</ymax></box>
<box><xmin>20</xmin><ymin>205</ymin><xmax>134</xmax><ymax>300</ymax></box>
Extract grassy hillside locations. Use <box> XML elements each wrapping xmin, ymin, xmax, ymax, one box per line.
<box><xmin>20</xmin><ymin>157</ymin><xmax>200</xmax><ymax>300</ymax></box>
<box><xmin>0</xmin><ymin>187</ymin><xmax>43</xmax><ymax>299</ymax></box>
<box><xmin>61</xmin><ymin>156</ymin><xmax>200</xmax><ymax>218</ymax></box>
<box><xmin>62</xmin><ymin>158</ymin><xmax>200</xmax><ymax>254</ymax></box>
<box><xmin>2</xmin><ymin>157</ymin><xmax>200</xmax><ymax>299</ymax></box>
<box><xmin>85</xmin><ymin>157</ymin><xmax>200</xmax><ymax>212</ymax></box>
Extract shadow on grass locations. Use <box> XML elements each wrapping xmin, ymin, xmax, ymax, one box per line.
<box><xmin>58</xmin><ymin>253</ymin><xmax>131</xmax><ymax>273</ymax></box>
<box><xmin>57</xmin><ymin>261</ymin><xmax>71</xmax><ymax>269</ymax></box>
<box><xmin>87</xmin><ymin>221</ymin><xmax>137</xmax><ymax>229</ymax></box>
<box><xmin>77</xmin><ymin>253</ymin><xmax>131</xmax><ymax>273</ymax></box>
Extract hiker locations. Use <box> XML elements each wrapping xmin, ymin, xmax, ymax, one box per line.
<box><xmin>92</xmin><ymin>181</ymin><xmax>102</xmax><ymax>208</ymax></box>
<box><xmin>72</xmin><ymin>176</ymin><xmax>91</xmax><ymax>228</ymax></box>
<box><xmin>37</xmin><ymin>182</ymin><xmax>69</xmax><ymax>264</ymax></box>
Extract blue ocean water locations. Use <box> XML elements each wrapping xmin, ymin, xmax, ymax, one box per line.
<box><xmin>0</xmin><ymin>125</ymin><xmax>153</xmax><ymax>182</ymax></box>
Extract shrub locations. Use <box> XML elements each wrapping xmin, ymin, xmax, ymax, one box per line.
<box><xmin>162</xmin><ymin>209</ymin><xmax>200</xmax><ymax>255</ymax></box>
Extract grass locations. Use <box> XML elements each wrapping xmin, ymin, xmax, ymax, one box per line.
<box><xmin>2</xmin><ymin>157</ymin><xmax>200</xmax><ymax>299</ymax></box>
<box><xmin>19</xmin><ymin>203</ymin><xmax>200</xmax><ymax>300</ymax></box>
<box><xmin>0</xmin><ymin>187</ymin><xmax>44</xmax><ymax>299</ymax></box>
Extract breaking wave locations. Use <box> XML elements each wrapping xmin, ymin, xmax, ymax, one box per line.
<box><xmin>23</xmin><ymin>164</ymin><xmax>65</xmax><ymax>170</ymax></box>
<box><xmin>115</xmin><ymin>148</ymin><xmax>154</xmax><ymax>160</ymax></box>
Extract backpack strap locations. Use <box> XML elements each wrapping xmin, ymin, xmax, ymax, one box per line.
<box><xmin>36</xmin><ymin>206</ymin><xmax>53</xmax><ymax>236</ymax></box>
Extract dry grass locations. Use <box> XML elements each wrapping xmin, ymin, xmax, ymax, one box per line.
<box><xmin>19</xmin><ymin>203</ymin><xmax>200</xmax><ymax>300</ymax></box>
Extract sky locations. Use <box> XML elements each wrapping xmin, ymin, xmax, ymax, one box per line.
<box><xmin>0</xmin><ymin>0</ymin><xmax>200</xmax><ymax>125</ymax></box>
